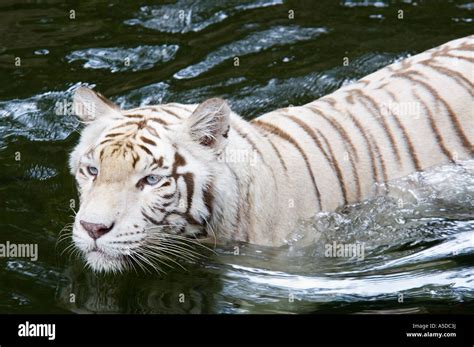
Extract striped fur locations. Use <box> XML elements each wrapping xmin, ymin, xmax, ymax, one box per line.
<box><xmin>69</xmin><ymin>36</ymin><xmax>473</xmax><ymax>272</ymax></box>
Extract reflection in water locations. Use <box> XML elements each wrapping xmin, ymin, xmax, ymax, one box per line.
<box><xmin>58</xmin><ymin>263</ymin><xmax>224</xmax><ymax>314</ymax></box>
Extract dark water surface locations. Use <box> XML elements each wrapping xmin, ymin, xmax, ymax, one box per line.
<box><xmin>0</xmin><ymin>0</ymin><xmax>473</xmax><ymax>314</ymax></box>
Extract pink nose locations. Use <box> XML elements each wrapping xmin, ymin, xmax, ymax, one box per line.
<box><xmin>80</xmin><ymin>220</ymin><xmax>114</xmax><ymax>240</ymax></box>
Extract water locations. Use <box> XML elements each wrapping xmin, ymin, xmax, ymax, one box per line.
<box><xmin>0</xmin><ymin>0</ymin><xmax>473</xmax><ymax>314</ymax></box>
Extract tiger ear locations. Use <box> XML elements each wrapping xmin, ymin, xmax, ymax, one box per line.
<box><xmin>72</xmin><ymin>87</ymin><xmax>121</xmax><ymax>122</ymax></box>
<box><xmin>186</xmin><ymin>98</ymin><xmax>231</xmax><ymax>149</ymax></box>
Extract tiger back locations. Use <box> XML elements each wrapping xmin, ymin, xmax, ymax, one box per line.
<box><xmin>222</xmin><ymin>35</ymin><xmax>473</xmax><ymax>245</ymax></box>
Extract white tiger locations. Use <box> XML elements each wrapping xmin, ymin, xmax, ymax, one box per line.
<box><xmin>69</xmin><ymin>36</ymin><xmax>473</xmax><ymax>272</ymax></box>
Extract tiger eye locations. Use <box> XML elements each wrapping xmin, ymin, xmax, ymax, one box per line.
<box><xmin>145</xmin><ymin>175</ymin><xmax>159</xmax><ymax>185</ymax></box>
<box><xmin>87</xmin><ymin>166</ymin><xmax>98</xmax><ymax>176</ymax></box>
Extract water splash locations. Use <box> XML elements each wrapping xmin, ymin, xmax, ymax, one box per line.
<box><xmin>65</xmin><ymin>45</ymin><xmax>179</xmax><ymax>73</ymax></box>
<box><xmin>210</xmin><ymin>161</ymin><xmax>474</xmax><ymax>312</ymax></box>
<box><xmin>0</xmin><ymin>83</ymin><xmax>84</xmax><ymax>145</ymax></box>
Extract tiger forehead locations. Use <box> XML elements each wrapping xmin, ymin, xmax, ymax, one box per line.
<box><xmin>95</xmin><ymin>142</ymin><xmax>167</xmax><ymax>180</ymax></box>
<box><xmin>101</xmin><ymin>121</ymin><xmax>175</xmax><ymax>164</ymax></box>
<box><xmin>101</xmin><ymin>129</ymin><xmax>159</xmax><ymax>146</ymax></box>
<box><xmin>99</xmin><ymin>146</ymin><xmax>135</xmax><ymax>177</ymax></box>
<box><xmin>105</xmin><ymin>118</ymin><xmax>162</xmax><ymax>141</ymax></box>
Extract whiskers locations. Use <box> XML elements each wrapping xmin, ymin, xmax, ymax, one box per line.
<box><xmin>56</xmin><ymin>206</ymin><xmax>81</xmax><ymax>259</ymax></box>
<box><xmin>56</xmin><ymin>222</ymin><xmax>81</xmax><ymax>260</ymax></box>
<box><xmin>126</xmin><ymin>225</ymin><xmax>216</xmax><ymax>275</ymax></box>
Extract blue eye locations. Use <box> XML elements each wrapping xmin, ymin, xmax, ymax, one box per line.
<box><xmin>87</xmin><ymin>166</ymin><xmax>98</xmax><ymax>176</ymax></box>
<box><xmin>144</xmin><ymin>175</ymin><xmax>160</xmax><ymax>185</ymax></box>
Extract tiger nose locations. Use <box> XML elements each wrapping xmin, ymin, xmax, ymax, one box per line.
<box><xmin>80</xmin><ymin>220</ymin><xmax>114</xmax><ymax>240</ymax></box>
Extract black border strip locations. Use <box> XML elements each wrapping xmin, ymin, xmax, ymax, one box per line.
<box><xmin>0</xmin><ymin>314</ymin><xmax>472</xmax><ymax>345</ymax></box>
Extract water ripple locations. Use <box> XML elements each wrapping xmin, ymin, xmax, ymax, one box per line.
<box><xmin>226</xmin><ymin>266</ymin><xmax>473</xmax><ymax>298</ymax></box>
<box><xmin>65</xmin><ymin>45</ymin><xmax>179</xmax><ymax>73</ymax></box>
<box><xmin>124</xmin><ymin>0</ymin><xmax>284</xmax><ymax>34</ymax></box>
<box><xmin>24</xmin><ymin>164</ymin><xmax>58</xmax><ymax>181</ymax></box>
<box><xmin>341</xmin><ymin>0</ymin><xmax>389</xmax><ymax>8</ymax></box>
<box><xmin>174</xmin><ymin>26</ymin><xmax>328</xmax><ymax>80</ymax></box>
<box><xmin>0</xmin><ymin>83</ymin><xmax>82</xmax><ymax>145</ymax></box>
<box><xmin>113</xmin><ymin>82</ymin><xmax>170</xmax><ymax>109</ymax></box>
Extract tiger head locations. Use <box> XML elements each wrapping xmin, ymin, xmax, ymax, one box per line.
<box><xmin>68</xmin><ymin>87</ymin><xmax>234</xmax><ymax>273</ymax></box>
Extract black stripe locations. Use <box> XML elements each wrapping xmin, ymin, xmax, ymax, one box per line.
<box><xmin>266</xmin><ymin>136</ymin><xmax>288</xmax><ymax>172</ymax></box>
<box><xmin>203</xmin><ymin>181</ymin><xmax>214</xmax><ymax>218</ymax></box>
<box><xmin>392</xmin><ymin>71</ymin><xmax>473</xmax><ymax>154</ymax></box>
<box><xmin>252</xmin><ymin>119</ymin><xmax>322</xmax><ymax>209</ymax></box>
<box><xmin>413</xmin><ymin>91</ymin><xmax>453</xmax><ymax>161</ymax></box>
<box><xmin>138</xmin><ymin>144</ymin><xmax>153</xmax><ymax>156</ymax></box>
<box><xmin>316</xmin><ymin>129</ymin><xmax>349</xmax><ymax>204</ymax></box>
<box><xmin>232</xmin><ymin>122</ymin><xmax>280</xmax><ymax>188</ymax></box>
<box><xmin>307</xmin><ymin>105</ymin><xmax>360</xmax><ymax>162</ymax></box>
<box><xmin>383</xmin><ymin>89</ymin><xmax>422</xmax><ymax>171</ymax></box>
<box><xmin>140</xmin><ymin>136</ymin><xmax>157</xmax><ymax>146</ymax></box>
<box><xmin>148</xmin><ymin>118</ymin><xmax>168</xmax><ymax>126</ymax></box>
<box><xmin>350</xmin><ymin>89</ymin><xmax>402</xmax><ymax>164</ymax></box>
<box><xmin>285</xmin><ymin>114</ymin><xmax>347</xmax><ymax>204</ymax></box>
<box><xmin>105</xmin><ymin>132</ymin><xmax>124</xmax><ymax>138</ymax></box>
<box><xmin>346</xmin><ymin>111</ymin><xmax>379</xmax><ymax>183</ymax></box>
<box><xmin>369</xmin><ymin>133</ymin><xmax>388</xmax><ymax>182</ymax></box>
<box><xmin>142</xmin><ymin>211</ymin><xmax>162</xmax><ymax>225</ymax></box>
<box><xmin>420</xmin><ymin>60</ymin><xmax>474</xmax><ymax>97</ymax></box>
<box><xmin>161</xmin><ymin>107</ymin><xmax>183</xmax><ymax>119</ymax></box>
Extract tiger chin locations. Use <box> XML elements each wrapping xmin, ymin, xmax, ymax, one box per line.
<box><xmin>68</xmin><ymin>36</ymin><xmax>473</xmax><ymax>273</ymax></box>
